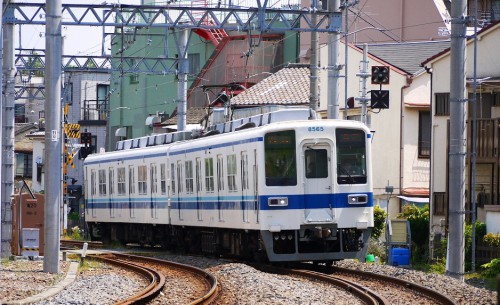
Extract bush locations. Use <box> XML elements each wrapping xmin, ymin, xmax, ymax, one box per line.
<box><xmin>397</xmin><ymin>204</ymin><xmax>429</xmax><ymax>262</ymax></box>
<box><xmin>483</xmin><ymin>232</ymin><xmax>500</xmax><ymax>247</ymax></box>
<box><xmin>69</xmin><ymin>226</ymin><xmax>82</xmax><ymax>240</ymax></box>
<box><xmin>481</xmin><ymin>258</ymin><xmax>500</xmax><ymax>278</ymax></box>
<box><xmin>367</xmin><ymin>238</ymin><xmax>386</xmax><ymax>263</ymax></box>
<box><xmin>372</xmin><ymin>205</ymin><xmax>387</xmax><ymax>240</ymax></box>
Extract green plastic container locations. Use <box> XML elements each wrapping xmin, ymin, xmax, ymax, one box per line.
<box><xmin>366</xmin><ymin>254</ymin><xmax>375</xmax><ymax>263</ymax></box>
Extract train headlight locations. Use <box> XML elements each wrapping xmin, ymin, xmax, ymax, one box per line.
<box><xmin>268</xmin><ymin>197</ymin><xmax>288</xmax><ymax>206</ymax></box>
<box><xmin>348</xmin><ymin>194</ymin><xmax>368</xmax><ymax>204</ymax></box>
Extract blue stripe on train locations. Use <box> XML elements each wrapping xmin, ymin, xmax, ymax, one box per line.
<box><xmin>85</xmin><ymin>192</ymin><xmax>373</xmax><ymax>210</ymax></box>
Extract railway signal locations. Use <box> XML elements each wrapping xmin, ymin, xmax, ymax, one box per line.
<box><xmin>371</xmin><ymin>66</ymin><xmax>390</xmax><ymax>84</ymax></box>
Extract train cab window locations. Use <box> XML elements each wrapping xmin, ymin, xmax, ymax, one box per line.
<box><xmin>118</xmin><ymin>167</ymin><xmax>126</xmax><ymax>195</ymax></box>
<box><xmin>98</xmin><ymin>169</ymin><xmax>107</xmax><ymax>195</ymax></box>
<box><xmin>138</xmin><ymin>165</ymin><xmax>148</xmax><ymax>195</ymax></box>
<box><xmin>160</xmin><ymin>164</ymin><xmax>166</xmax><ymax>194</ymax></box>
<box><xmin>305</xmin><ymin>149</ymin><xmax>328</xmax><ymax>178</ymax></box>
<box><xmin>336</xmin><ymin>128</ymin><xmax>367</xmax><ymax>184</ymax></box>
<box><xmin>227</xmin><ymin>154</ymin><xmax>237</xmax><ymax>191</ymax></box>
<box><xmin>264</xmin><ymin>130</ymin><xmax>297</xmax><ymax>186</ymax></box>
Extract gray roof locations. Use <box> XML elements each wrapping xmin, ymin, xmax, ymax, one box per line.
<box><xmin>230</xmin><ymin>65</ymin><xmax>310</xmax><ymax>107</ymax></box>
<box><xmin>162</xmin><ymin>107</ymin><xmax>207</xmax><ymax>125</ymax></box>
<box><xmin>359</xmin><ymin>40</ymin><xmax>451</xmax><ymax>75</ymax></box>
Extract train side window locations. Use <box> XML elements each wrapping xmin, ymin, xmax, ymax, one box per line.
<box><xmin>90</xmin><ymin>169</ymin><xmax>96</xmax><ymax>196</ymax></box>
<box><xmin>185</xmin><ymin>161</ymin><xmax>194</xmax><ymax>194</ymax></box>
<box><xmin>117</xmin><ymin>167</ymin><xmax>126</xmax><ymax>195</ymax></box>
<box><xmin>160</xmin><ymin>164</ymin><xmax>166</xmax><ymax>194</ymax></box>
<box><xmin>241</xmin><ymin>152</ymin><xmax>249</xmax><ymax>190</ymax></box>
<box><xmin>205</xmin><ymin>157</ymin><xmax>214</xmax><ymax>192</ymax></box>
<box><xmin>150</xmin><ymin>164</ymin><xmax>158</xmax><ymax>194</ymax></box>
<box><xmin>170</xmin><ymin>163</ymin><xmax>176</xmax><ymax>195</ymax></box>
<box><xmin>128</xmin><ymin>165</ymin><xmax>135</xmax><ymax>195</ymax></box>
<box><xmin>177</xmin><ymin>161</ymin><xmax>183</xmax><ymax>193</ymax></box>
<box><xmin>227</xmin><ymin>154</ymin><xmax>237</xmax><ymax>191</ymax></box>
<box><xmin>305</xmin><ymin>149</ymin><xmax>328</xmax><ymax>178</ymax></box>
<box><xmin>264</xmin><ymin>130</ymin><xmax>297</xmax><ymax>186</ymax></box>
<box><xmin>109</xmin><ymin>167</ymin><xmax>115</xmax><ymax>195</ymax></box>
<box><xmin>98</xmin><ymin>169</ymin><xmax>107</xmax><ymax>196</ymax></box>
<box><xmin>138</xmin><ymin>165</ymin><xmax>148</xmax><ymax>195</ymax></box>
<box><xmin>196</xmin><ymin>158</ymin><xmax>202</xmax><ymax>192</ymax></box>
<box><xmin>216</xmin><ymin>155</ymin><xmax>224</xmax><ymax>191</ymax></box>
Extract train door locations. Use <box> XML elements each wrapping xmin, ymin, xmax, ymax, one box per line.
<box><xmin>253</xmin><ymin>149</ymin><xmax>259</xmax><ymax>223</ymax></box>
<box><xmin>241</xmin><ymin>151</ymin><xmax>250</xmax><ymax>222</ymax></box>
<box><xmin>216</xmin><ymin>155</ymin><xmax>224</xmax><ymax>221</ymax></box>
<box><xmin>177</xmin><ymin>161</ymin><xmax>184</xmax><ymax>220</ymax></box>
<box><xmin>90</xmin><ymin>169</ymin><xmax>97</xmax><ymax>218</ymax></box>
<box><xmin>150</xmin><ymin>164</ymin><xmax>158</xmax><ymax>219</ymax></box>
<box><xmin>302</xmin><ymin>142</ymin><xmax>333</xmax><ymax>221</ymax></box>
<box><xmin>196</xmin><ymin>158</ymin><xmax>202</xmax><ymax>221</ymax></box>
<box><xmin>109</xmin><ymin>167</ymin><xmax>115</xmax><ymax>218</ymax></box>
<box><xmin>128</xmin><ymin>165</ymin><xmax>135</xmax><ymax>219</ymax></box>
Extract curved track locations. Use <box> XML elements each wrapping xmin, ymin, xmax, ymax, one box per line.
<box><xmin>96</xmin><ymin>253</ymin><xmax>219</xmax><ymax>305</ymax></box>
<box><xmin>252</xmin><ymin>264</ymin><xmax>386</xmax><ymax>305</ymax></box>
<box><xmin>88</xmin><ymin>253</ymin><xmax>165</xmax><ymax>304</ymax></box>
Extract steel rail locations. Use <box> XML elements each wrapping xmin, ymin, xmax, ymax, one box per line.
<box><xmin>252</xmin><ymin>264</ymin><xmax>384</xmax><ymax>305</ymax></box>
<box><xmin>110</xmin><ymin>253</ymin><xmax>219</xmax><ymax>305</ymax></box>
<box><xmin>331</xmin><ymin>266</ymin><xmax>458</xmax><ymax>305</ymax></box>
<box><xmin>88</xmin><ymin>254</ymin><xmax>165</xmax><ymax>305</ymax></box>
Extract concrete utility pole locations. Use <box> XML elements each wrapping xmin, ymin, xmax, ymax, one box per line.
<box><xmin>0</xmin><ymin>0</ymin><xmax>3</xmax><ymax>258</ymax></box>
<box><xmin>447</xmin><ymin>0</ymin><xmax>467</xmax><ymax>281</ymax></box>
<box><xmin>355</xmin><ymin>44</ymin><xmax>369</xmax><ymax>125</ymax></box>
<box><xmin>1</xmin><ymin>0</ymin><xmax>16</xmax><ymax>259</ymax></box>
<box><xmin>327</xmin><ymin>0</ymin><xmax>341</xmax><ymax>119</ymax></box>
<box><xmin>309</xmin><ymin>0</ymin><xmax>319</xmax><ymax>112</ymax></box>
<box><xmin>44</xmin><ymin>0</ymin><xmax>63</xmax><ymax>274</ymax></box>
<box><xmin>177</xmin><ymin>28</ymin><xmax>189</xmax><ymax>132</ymax></box>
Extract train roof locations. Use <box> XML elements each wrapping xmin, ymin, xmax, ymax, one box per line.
<box><xmin>84</xmin><ymin>109</ymin><xmax>369</xmax><ymax>165</ymax></box>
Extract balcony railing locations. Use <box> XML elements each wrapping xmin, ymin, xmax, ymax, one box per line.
<box><xmin>467</xmin><ymin>118</ymin><xmax>500</xmax><ymax>161</ymax></box>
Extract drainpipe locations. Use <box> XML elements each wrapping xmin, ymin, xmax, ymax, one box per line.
<box><xmin>425</xmin><ymin>66</ymin><xmax>434</xmax><ymax>261</ymax></box>
<box><xmin>399</xmin><ymin>77</ymin><xmax>411</xmax><ymax>215</ymax></box>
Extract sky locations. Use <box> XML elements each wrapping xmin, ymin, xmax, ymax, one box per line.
<box><xmin>17</xmin><ymin>0</ymin><xmax>141</xmax><ymax>57</ymax></box>
<box><xmin>16</xmin><ymin>0</ymin><xmax>293</xmax><ymax>56</ymax></box>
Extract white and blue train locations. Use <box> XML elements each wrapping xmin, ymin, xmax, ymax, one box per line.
<box><xmin>84</xmin><ymin>109</ymin><xmax>374</xmax><ymax>263</ymax></box>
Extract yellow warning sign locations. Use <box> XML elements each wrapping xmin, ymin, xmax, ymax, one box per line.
<box><xmin>64</xmin><ymin>124</ymin><xmax>80</xmax><ymax>138</ymax></box>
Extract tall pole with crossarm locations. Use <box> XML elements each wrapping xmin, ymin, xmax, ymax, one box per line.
<box><xmin>447</xmin><ymin>0</ymin><xmax>467</xmax><ymax>281</ymax></box>
<box><xmin>44</xmin><ymin>0</ymin><xmax>63</xmax><ymax>274</ymax></box>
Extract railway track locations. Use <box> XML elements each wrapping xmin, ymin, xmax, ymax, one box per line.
<box><xmin>88</xmin><ymin>253</ymin><xmax>165</xmax><ymax>304</ymax></box>
<box><xmin>253</xmin><ymin>264</ymin><xmax>387</xmax><ymax>305</ymax></box>
<box><xmin>60</xmin><ymin>239</ymin><xmax>103</xmax><ymax>249</ymax></box>
<box><xmin>330</xmin><ymin>265</ymin><xmax>458</xmax><ymax>305</ymax></box>
<box><xmin>252</xmin><ymin>262</ymin><xmax>458</xmax><ymax>305</ymax></box>
<box><xmin>91</xmin><ymin>252</ymin><xmax>219</xmax><ymax>305</ymax></box>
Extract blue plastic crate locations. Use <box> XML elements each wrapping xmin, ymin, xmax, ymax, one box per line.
<box><xmin>390</xmin><ymin>247</ymin><xmax>410</xmax><ymax>266</ymax></box>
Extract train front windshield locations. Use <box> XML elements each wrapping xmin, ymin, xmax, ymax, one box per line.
<box><xmin>264</xmin><ymin>130</ymin><xmax>297</xmax><ymax>186</ymax></box>
<box><xmin>336</xmin><ymin>128</ymin><xmax>367</xmax><ymax>184</ymax></box>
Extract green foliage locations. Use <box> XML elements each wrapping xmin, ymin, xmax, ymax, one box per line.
<box><xmin>68</xmin><ymin>211</ymin><xmax>80</xmax><ymax>221</ymax></box>
<box><xmin>465</xmin><ymin>222</ymin><xmax>487</xmax><ymax>262</ymax></box>
<box><xmin>372</xmin><ymin>205</ymin><xmax>387</xmax><ymax>240</ymax></box>
<box><xmin>367</xmin><ymin>238</ymin><xmax>386</xmax><ymax>263</ymax></box>
<box><xmin>397</xmin><ymin>204</ymin><xmax>429</xmax><ymax>261</ymax></box>
<box><xmin>481</xmin><ymin>258</ymin><xmax>500</xmax><ymax>278</ymax></box>
<box><xmin>68</xmin><ymin>226</ymin><xmax>82</xmax><ymax>240</ymax></box>
<box><xmin>483</xmin><ymin>232</ymin><xmax>500</xmax><ymax>247</ymax></box>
